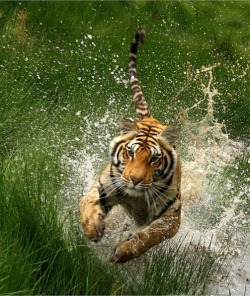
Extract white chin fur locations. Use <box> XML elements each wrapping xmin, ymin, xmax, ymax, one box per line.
<box><xmin>124</xmin><ymin>188</ymin><xmax>145</xmax><ymax>197</ymax></box>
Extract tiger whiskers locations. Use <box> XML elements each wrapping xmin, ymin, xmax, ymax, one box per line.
<box><xmin>145</xmin><ymin>190</ymin><xmax>154</xmax><ymax>211</ymax></box>
<box><xmin>105</xmin><ymin>177</ymin><xmax>126</xmax><ymax>197</ymax></box>
<box><xmin>146</xmin><ymin>184</ymin><xmax>175</xmax><ymax>213</ymax></box>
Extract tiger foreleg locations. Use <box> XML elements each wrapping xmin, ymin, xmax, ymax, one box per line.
<box><xmin>79</xmin><ymin>181</ymin><xmax>106</xmax><ymax>242</ymax></box>
<box><xmin>109</xmin><ymin>199</ymin><xmax>181</xmax><ymax>263</ymax></box>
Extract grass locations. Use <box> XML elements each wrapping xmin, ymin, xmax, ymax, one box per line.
<box><xmin>0</xmin><ymin>149</ymin><xmax>121</xmax><ymax>295</ymax></box>
<box><xmin>127</xmin><ymin>235</ymin><xmax>223</xmax><ymax>295</ymax></box>
<box><xmin>0</xmin><ymin>1</ymin><xmax>249</xmax><ymax>295</ymax></box>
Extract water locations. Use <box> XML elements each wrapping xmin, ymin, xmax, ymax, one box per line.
<box><xmin>178</xmin><ymin>118</ymin><xmax>249</xmax><ymax>295</ymax></box>
<box><xmin>61</xmin><ymin>66</ymin><xmax>249</xmax><ymax>295</ymax></box>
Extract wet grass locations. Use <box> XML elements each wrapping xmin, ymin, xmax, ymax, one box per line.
<box><xmin>126</xmin><ymin>235</ymin><xmax>223</xmax><ymax>295</ymax></box>
<box><xmin>206</xmin><ymin>144</ymin><xmax>250</xmax><ymax>229</ymax></box>
<box><xmin>0</xmin><ymin>149</ymin><xmax>122</xmax><ymax>295</ymax></box>
<box><xmin>0</xmin><ymin>1</ymin><xmax>249</xmax><ymax>295</ymax></box>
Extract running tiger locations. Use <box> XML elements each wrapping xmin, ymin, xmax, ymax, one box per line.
<box><xmin>79</xmin><ymin>28</ymin><xmax>181</xmax><ymax>263</ymax></box>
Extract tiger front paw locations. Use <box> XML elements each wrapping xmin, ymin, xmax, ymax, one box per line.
<box><xmin>109</xmin><ymin>233</ymin><xmax>144</xmax><ymax>263</ymax></box>
<box><xmin>80</xmin><ymin>208</ymin><xmax>106</xmax><ymax>242</ymax></box>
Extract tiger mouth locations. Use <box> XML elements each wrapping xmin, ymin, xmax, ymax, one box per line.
<box><xmin>121</xmin><ymin>176</ymin><xmax>152</xmax><ymax>192</ymax></box>
<box><xmin>124</xmin><ymin>187</ymin><xmax>147</xmax><ymax>197</ymax></box>
<box><xmin>125</xmin><ymin>182</ymin><xmax>151</xmax><ymax>191</ymax></box>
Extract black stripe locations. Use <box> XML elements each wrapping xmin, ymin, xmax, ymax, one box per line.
<box><xmin>98</xmin><ymin>182</ymin><xmax>110</xmax><ymax>214</ymax></box>
<box><xmin>139</xmin><ymin>122</ymin><xmax>151</xmax><ymax>128</ymax></box>
<box><xmin>145</xmin><ymin>143</ymin><xmax>159</xmax><ymax>150</ymax></box>
<box><xmin>130</xmin><ymin>43</ymin><xmax>138</xmax><ymax>55</ymax></box>
<box><xmin>152</xmin><ymin>195</ymin><xmax>177</xmax><ymax>221</ymax></box>
<box><xmin>136</xmin><ymin>104</ymin><xmax>148</xmax><ymax>110</ymax></box>
<box><xmin>132</xmin><ymin>86</ymin><xmax>141</xmax><ymax>93</ymax></box>
<box><xmin>129</xmin><ymin>62</ymin><xmax>136</xmax><ymax>68</ymax></box>
<box><xmin>110</xmin><ymin>140</ymin><xmax>125</xmax><ymax>158</ymax></box>
<box><xmin>112</xmin><ymin>145</ymin><xmax>124</xmax><ymax>167</ymax></box>
<box><xmin>110</xmin><ymin>164</ymin><xmax>124</xmax><ymax>197</ymax></box>
<box><xmin>150</xmin><ymin>128</ymin><xmax>162</xmax><ymax>133</ymax></box>
<box><xmin>130</xmin><ymin>80</ymin><xmax>139</xmax><ymax>86</ymax></box>
<box><xmin>137</xmin><ymin>99</ymin><xmax>147</xmax><ymax>106</ymax></box>
<box><xmin>129</xmin><ymin>56</ymin><xmax>136</xmax><ymax>63</ymax></box>
<box><xmin>164</xmin><ymin>150</ymin><xmax>175</xmax><ymax>177</ymax></box>
<box><xmin>139</xmin><ymin>127</ymin><xmax>150</xmax><ymax>132</ymax></box>
<box><xmin>129</xmin><ymin>70</ymin><xmax>137</xmax><ymax>78</ymax></box>
<box><xmin>130</xmin><ymin>137</ymin><xmax>144</xmax><ymax>143</ymax></box>
<box><xmin>158</xmin><ymin>151</ymin><xmax>175</xmax><ymax>180</ymax></box>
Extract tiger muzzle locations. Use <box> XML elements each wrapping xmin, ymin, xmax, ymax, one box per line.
<box><xmin>130</xmin><ymin>175</ymin><xmax>143</xmax><ymax>186</ymax></box>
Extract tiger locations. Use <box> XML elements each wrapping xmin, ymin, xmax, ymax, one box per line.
<box><xmin>79</xmin><ymin>28</ymin><xmax>181</xmax><ymax>263</ymax></box>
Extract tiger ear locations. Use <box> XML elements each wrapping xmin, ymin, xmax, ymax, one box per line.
<box><xmin>120</xmin><ymin>118</ymin><xmax>138</xmax><ymax>134</ymax></box>
<box><xmin>160</xmin><ymin>125</ymin><xmax>180</xmax><ymax>145</ymax></box>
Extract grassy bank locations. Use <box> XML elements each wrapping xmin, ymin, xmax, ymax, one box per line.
<box><xmin>0</xmin><ymin>1</ymin><xmax>249</xmax><ymax>294</ymax></box>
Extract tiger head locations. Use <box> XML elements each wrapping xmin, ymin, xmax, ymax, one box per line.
<box><xmin>110</xmin><ymin>117</ymin><xmax>179</xmax><ymax>197</ymax></box>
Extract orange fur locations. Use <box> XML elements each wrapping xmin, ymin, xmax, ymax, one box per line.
<box><xmin>79</xmin><ymin>29</ymin><xmax>181</xmax><ymax>263</ymax></box>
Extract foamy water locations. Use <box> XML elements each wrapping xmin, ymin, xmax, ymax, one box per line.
<box><xmin>178</xmin><ymin>118</ymin><xmax>249</xmax><ymax>295</ymax></box>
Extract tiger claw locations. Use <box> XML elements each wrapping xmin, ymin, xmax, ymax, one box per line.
<box><xmin>90</xmin><ymin>223</ymin><xmax>105</xmax><ymax>242</ymax></box>
<box><xmin>81</xmin><ymin>210</ymin><xmax>106</xmax><ymax>242</ymax></box>
<box><xmin>109</xmin><ymin>249</ymin><xmax>120</xmax><ymax>263</ymax></box>
<box><xmin>109</xmin><ymin>246</ymin><xmax>127</xmax><ymax>263</ymax></box>
<box><xmin>109</xmin><ymin>237</ymin><xmax>138</xmax><ymax>263</ymax></box>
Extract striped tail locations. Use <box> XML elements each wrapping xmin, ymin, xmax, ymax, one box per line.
<box><xmin>129</xmin><ymin>28</ymin><xmax>151</xmax><ymax>119</ymax></box>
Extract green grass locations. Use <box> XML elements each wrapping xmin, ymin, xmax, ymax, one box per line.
<box><xmin>127</xmin><ymin>235</ymin><xmax>224</xmax><ymax>295</ymax></box>
<box><xmin>0</xmin><ymin>149</ymin><xmax>122</xmax><ymax>295</ymax></box>
<box><xmin>0</xmin><ymin>1</ymin><xmax>249</xmax><ymax>295</ymax></box>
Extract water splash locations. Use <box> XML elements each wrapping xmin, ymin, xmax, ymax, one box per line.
<box><xmin>61</xmin><ymin>63</ymin><xmax>249</xmax><ymax>295</ymax></box>
<box><xmin>174</xmin><ymin>63</ymin><xmax>249</xmax><ymax>295</ymax></box>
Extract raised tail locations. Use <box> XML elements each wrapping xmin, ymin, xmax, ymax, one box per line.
<box><xmin>129</xmin><ymin>28</ymin><xmax>151</xmax><ymax>119</ymax></box>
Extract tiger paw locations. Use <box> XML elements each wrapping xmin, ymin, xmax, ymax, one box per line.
<box><xmin>109</xmin><ymin>233</ymin><xmax>144</xmax><ymax>263</ymax></box>
<box><xmin>81</xmin><ymin>210</ymin><xmax>106</xmax><ymax>242</ymax></box>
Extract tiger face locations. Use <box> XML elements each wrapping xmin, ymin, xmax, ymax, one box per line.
<box><xmin>110</xmin><ymin>117</ymin><xmax>179</xmax><ymax>197</ymax></box>
<box><xmin>123</xmin><ymin>140</ymin><xmax>162</xmax><ymax>185</ymax></box>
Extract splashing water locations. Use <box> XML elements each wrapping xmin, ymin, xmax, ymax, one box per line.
<box><xmin>61</xmin><ymin>64</ymin><xmax>249</xmax><ymax>295</ymax></box>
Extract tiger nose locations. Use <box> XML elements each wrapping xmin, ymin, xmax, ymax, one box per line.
<box><xmin>130</xmin><ymin>176</ymin><xmax>143</xmax><ymax>186</ymax></box>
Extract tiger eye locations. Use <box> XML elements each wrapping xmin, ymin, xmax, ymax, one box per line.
<box><xmin>127</xmin><ymin>149</ymin><xmax>134</xmax><ymax>158</ymax></box>
<box><xmin>151</xmin><ymin>156</ymin><xmax>160</xmax><ymax>163</ymax></box>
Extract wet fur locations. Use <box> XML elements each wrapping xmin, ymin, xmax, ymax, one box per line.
<box><xmin>79</xmin><ymin>29</ymin><xmax>181</xmax><ymax>263</ymax></box>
